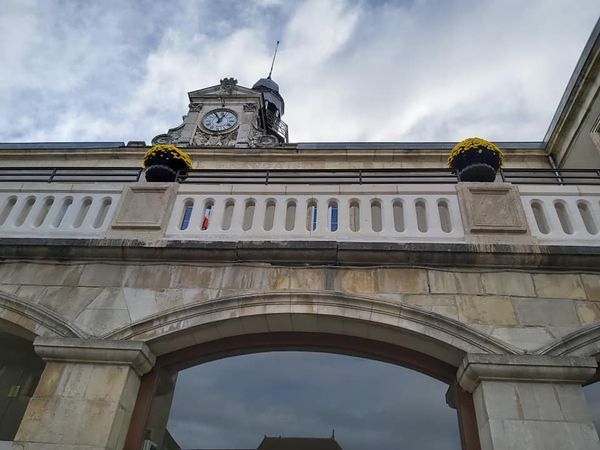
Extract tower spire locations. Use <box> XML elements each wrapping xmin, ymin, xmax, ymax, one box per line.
<box><xmin>268</xmin><ymin>40</ymin><xmax>280</xmax><ymax>79</ymax></box>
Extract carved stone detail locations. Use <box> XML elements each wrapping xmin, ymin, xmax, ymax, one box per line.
<box><xmin>248</xmin><ymin>128</ymin><xmax>280</xmax><ymax>148</ymax></box>
<box><xmin>151</xmin><ymin>123</ymin><xmax>184</xmax><ymax>146</ymax></box>
<box><xmin>218</xmin><ymin>77</ymin><xmax>238</xmax><ymax>95</ymax></box>
<box><xmin>193</xmin><ymin>127</ymin><xmax>238</xmax><ymax>147</ymax></box>
<box><xmin>188</xmin><ymin>103</ymin><xmax>203</xmax><ymax>112</ymax></box>
<box><xmin>243</xmin><ymin>103</ymin><xmax>257</xmax><ymax>112</ymax></box>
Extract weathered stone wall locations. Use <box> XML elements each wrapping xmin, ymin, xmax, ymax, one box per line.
<box><xmin>1</xmin><ymin>260</ymin><xmax>599</xmax><ymax>354</ymax></box>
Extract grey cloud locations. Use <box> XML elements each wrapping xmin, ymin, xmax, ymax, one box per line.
<box><xmin>1</xmin><ymin>0</ymin><xmax>599</xmax><ymax>144</ymax></box>
<box><xmin>167</xmin><ymin>352</ymin><xmax>460</xmax><ymax>450</ymax></box>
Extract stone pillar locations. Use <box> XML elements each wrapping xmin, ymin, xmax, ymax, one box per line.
<box><xmin>457</xmin><ymin>354</ymin><xmax>600</xmax><ymax>450</ymax></box>
<box><xmin>12</xmin><ymin>338</ymin><xmax>155</xmax><ymax>450</ymax></box>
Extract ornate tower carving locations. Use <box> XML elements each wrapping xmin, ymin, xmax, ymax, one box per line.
<box><xmin>152</xmin><ymin>76</ymin><xmax>288</xmax><ymax>148</ymax></box>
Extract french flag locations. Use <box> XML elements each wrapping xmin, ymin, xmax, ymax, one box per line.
<box><xmin>201</xmin><ymin>206</ymin><xmax>212</xmax><ymax>230</ymax></box>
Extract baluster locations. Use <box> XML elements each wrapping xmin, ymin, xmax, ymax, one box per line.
<box><xmin>59</xmin><ymin>196</ymin><xmax>83</xmax><ymax>229</ymax></box>
<box><xmin>426</xmin><ymin>197</ymin><xmax>443</xmax><ymax>235</ymax></box>
<box><xmin>5</xmin><ymin>196</ymin><xmax>28</xmax><ymax>228</ymax></box>
<box><xmin>315</xmin><ymin>197</ymin><xmax>329</xmax><ymax>235</ymax></box>
<box><xmin>229</xmin><ymin>196</ymin><xmax>246</xmax><ymax>235</ymax></box>
<box><xmin>272</xmin><ymin>197</ymin><xmax>286</xmax><ymax>236</ymax></box>
<box><xmin>404</xmin><ymin>197</ymin><xmax>419</xmax><ymax>235</ymax></box>
<box><xmin>81</xmin><ymin>196</ymin><xmax>104</xmax><ymax>231</ymax></box>
<box><xmin>544</xmin><ymin>198</ymin><xmax>565</xmax><ymax>237</ymax></box>
<box><xmin>206</xmin><ymin>197</ymin><xmax>224</xmax><ymax>233</ymax></box>
<box><xmin>21</xmin><ymin>195</ymin><xmax>44</xmax><ymax>228</ymax></box>
<box><xmin>567</xmin><ymin>198</ymin><xmax>589</xmax><ymax>236</ymax></box>
<box><xmin>252</xmin><ymin>197</ymin><xmax>267</xmax><ymax>235</ymax></box>
<box><xmin>337</xmin><ymin>197</ymin><xmax>350</xmax><ymax>236</ymax></box>
<box><xmin>381</xmin><ymin>197</ymin><xmax>395</xmax><ymax>235</ymax></box>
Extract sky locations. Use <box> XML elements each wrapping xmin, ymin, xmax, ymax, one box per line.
<box><xmin>2</xmin><ymin>2</ymin><xmax>600</xmax><ymax>448</ymax></box>
<box><xmin>167</xmin><ymin>352</ymin><xmax>460</xmax><ymax>450</ymax></box>
<box><xmin>1</xmin><ymin>0</ymin><xmax>599</xmax><ymax>144</ymax></box>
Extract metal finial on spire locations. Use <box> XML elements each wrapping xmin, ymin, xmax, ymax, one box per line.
<box><xmin>268</xmin><ymin>40</ymin><xmax>280</xmax><ymax>79</ymax></box>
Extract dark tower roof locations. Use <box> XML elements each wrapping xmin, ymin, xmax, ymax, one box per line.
<box><xmin>252</xmin><ymin>76</ymin><xmax>285</xmax><ymax>116</ymax></box>
<box><xmin>257</xmin><ymin>436</ymin><xmax>343</xmax><ymax>450</ymax></box>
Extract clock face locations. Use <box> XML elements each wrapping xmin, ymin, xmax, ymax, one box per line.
<box><xmin>202</xmin><ymin>109</ymin><xmax>238</xmax><ymax>132</ymax></box>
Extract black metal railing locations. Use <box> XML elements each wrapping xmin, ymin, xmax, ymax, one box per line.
<box><xmin>0</xmin><ymin>167</ymin><xmax>143</xmax><ymax>183</ymax></box>
<box><xmin>0</xmin><ymin>167</ymin><xmax>599</xmax><ymax>185</ymax></box>
<box><xmin>265</xmin><ymin>110</ymin><xmax>289</xmax><ymax>143</ymax></box>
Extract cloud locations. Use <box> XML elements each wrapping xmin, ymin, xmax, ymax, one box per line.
<box><xmin>167</xmin><ymin>352</ymin><xmax>460</xmax><ymax>450</ymax></box>
<box><xmin>0</xmin><ymin>0</ymin><xmax>599</xmax><ymax>144</ymax></box>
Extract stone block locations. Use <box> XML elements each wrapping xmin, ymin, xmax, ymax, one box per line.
<box><xmin>110</xmin><ymin>183</ymin><xmax>177</xmax><ymax>230</ymax></box>
<box><xmin>533</xmin><ymin>273</ymin><xmax>586</xmax><ymax>300</ymax></box>
<box><xmin>0</xmin><ymin>262</ymin><xmax>82</xmax><ymax>287</ymax></box>
<box><xmin>481</xmin><ymin>272</ymin><xmax>535</xmax><ymax>297</ymax></box>
<box><xmin>429</xmin><ymin>270</ymin><xmax>483</xmax><ymax>294</ymax></box>
<box><xmin>37</xmin><ymin>287</ymin><xmax>103</xmax><ymax>321</ymax></box>
<box><xmin>456</xmin><ymin>182</ymin><xmax>530</xmax><ymax>242</ymax></box>
<box><xmin>577</xmin><ymin>302</ymin><xmax>600</xmax><ymax>325</ymax></box>
<box><xmin>582</xmin><ymin>274</ymin><xmax>600</xmax><ymax>301</ymax></box>
<box><xmin>488</xmin><ymin>419</ymin><xmax>600</xmax><ymax>450</ymax></box>
<box><xmin>79</xmin><ymin>263</ymin><xmax>126</xmax><ymax>287</ymax></box>
<box><xmin>289</xmin><ymin>268</ymin><xmax>326</xmax><ymax>290</ymax></box>
<box><xmin>335</xmin><ymin>269</ymin><xmax>376</xmax><ymax>294</ymax></box>
<box><xmin>220</xmin><ymin>266</ymin><xmax>268</xmax><ymax>291</ymax></box>
<box><xmin>512</xmin><ymin>297</ymin><xmax>580</xmax><ymax>327</ymax></box>
<box><xmin>455</xmin><ymin>295</ymin><xmax>517</xmax><ymax>325</ymax></box>
<box><xmin>86</xmin><ymin>288</ymin><xmax>128</xmax><ymax>310</ymax></box>
<box><xmin>123</xmin><ymin>265</ymin><xmax>173</xmax><ymax>290</ymax></box>
<box><xmin>490</xmin><ymin>327</ymin><xmax>553</xmax><ymax>351</ymax></box>
<box><xmin>122</xmin><ymin>288</ymin><xmax>159</xmax><ymax>323</ymax></box>
<box><xmin>74</xmin><ymin>308</ymin><xmax>131</xmax><ymax>337</ymax></box>
<box><xmin>170</xmin><ymin>265</ymin><xmax>224</xmax><ymax>289</ymax></box>
<box><xmin>376</xmin><ymin>268</ymin><xmax>428</xmax><ymax>294</ymax></box>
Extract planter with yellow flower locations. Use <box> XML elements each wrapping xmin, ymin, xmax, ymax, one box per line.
<box><xmin>143</xmin><ymin>144</ymin><xmax>193</xmax><ymax>182</ymax></box>
<box><xmin>448</xmin><ymin>137</ymin><xmax>504</xmax><ymax>182</ymax></box>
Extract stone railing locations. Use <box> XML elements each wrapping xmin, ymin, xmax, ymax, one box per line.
<box><xmin>0</xmin><ymin>183</ymin><xmax>123</xmax><ymax>238</ymax></box>
<box><xmin>520</xmin><ymin>185</ymin><xmax>600</xmax><ymax>244</ymax></box>
<box><xmin>0</xmin><ymin>182</ymin><xmax>598</xmax><ymax>248</ymax></box>
<box><xmin>165</xmin><ymin>184</ymin><xmax>464</xmax><ymax>242</ymax></box>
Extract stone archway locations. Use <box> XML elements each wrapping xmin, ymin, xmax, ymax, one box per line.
<box><xmin>117</xmin><ymin>291</ymin><xmax>512</xmax><ymax>450</ymax></box>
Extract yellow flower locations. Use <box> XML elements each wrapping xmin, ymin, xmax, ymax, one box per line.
<box><xmin>447</xmin><ymin>137</ymin><xmax>503</xmax><ymax>168</ymax></box>
<box><xmin>143</xmin><ymin>144</ymin><xmax>193</xmax><ymax>169</ymax></box>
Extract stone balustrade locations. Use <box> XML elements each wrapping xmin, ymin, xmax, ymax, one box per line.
<box><xmin>0</xmin><ymin>183</ymin><xmax>122</xmax><ymax>238</ymax></box>
<box><xmin>0</xmin><ymin>182</ymin><xmax>598</xmax><ymax>248</ymax></box>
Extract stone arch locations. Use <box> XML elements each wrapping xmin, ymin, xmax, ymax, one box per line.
<box><xmin>0</xmin><ymin>290</ymin><xmax>86</xmax><ymax>340</ymax></box>
<box><xmin>538</xmin><ymin>322</ymin><xmax>600</xmax><ymax>359</ymax></box>
<box><xmin>120</xmin><ymin>291</ymin><xmax>507</xmax><ymax>450</ymax></box>
<box><xmin>107</xmin><ymin>291</ymin><xmax>520</xmax><ymax>369</ymax></box>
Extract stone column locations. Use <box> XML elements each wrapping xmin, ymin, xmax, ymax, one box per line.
<box><xmin>457</xmin><ymin>354</ymin><xmax>600</xmax><ymax>450</ymax></box>
<box><xmin>12</xmin><ymin>338</ymin><xmax>155</xmax><ymax>450</ymax></box>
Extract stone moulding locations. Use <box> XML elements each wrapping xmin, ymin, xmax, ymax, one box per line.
<box><xmin>0</xmin><ymin>291</ymin><xmax>87</xmax><ymax>339</ymax></box>
<box><xmin>34</xmin><ymin>337</ymin><xmax>156</xmax><ymax>376</ymax></box>
<box><xmin>103</xmin><ymin>291</ymin><xmax>520</xmax><ymax>367</ymax></box>
<box><xmin>536</xmin><ymin>322</ymin><xmax>600</xmax><ymax>358</ymax></box>
<box><xmin>457</xmin><ymin>353</ymin><xmax>598</xmax><ymax>392</ymax></box>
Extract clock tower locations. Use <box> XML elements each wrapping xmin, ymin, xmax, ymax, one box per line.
<box><xmin>152</xmin><ymin>76</ymin><xmax>288</xmax><ymax>148</ymax></box>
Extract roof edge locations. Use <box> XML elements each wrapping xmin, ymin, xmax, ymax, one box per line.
<box><xmin>543</xmin><ymin>17</ymin><xmax>600</xmax><ymax>146</ymax></box>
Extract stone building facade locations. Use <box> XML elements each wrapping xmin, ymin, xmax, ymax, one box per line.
<box><xmin>1</xmin><ymin>19</ymin><xmax>600</xmax><ymax>450</ymax></box>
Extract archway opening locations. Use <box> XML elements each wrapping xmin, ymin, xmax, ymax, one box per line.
<box><xmin>126</xmin><ymin>332</ymin><xmax>477</xmax><ymax>450</ymax></box>
<box><xmin>0</xmin><ymin>332</ymin><xmax>45</xmax><ymax>449</ymax></box>
<box><xmin>164</xmin><ymin>351</ymin><xmax>461</xmax><ymax>450</ymax></box>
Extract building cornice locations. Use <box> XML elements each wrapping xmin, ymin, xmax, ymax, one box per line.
<box><xmin>544</xmin><ymin>18</ymin><xmax>600</xmax><ymax>165</ymax></box>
